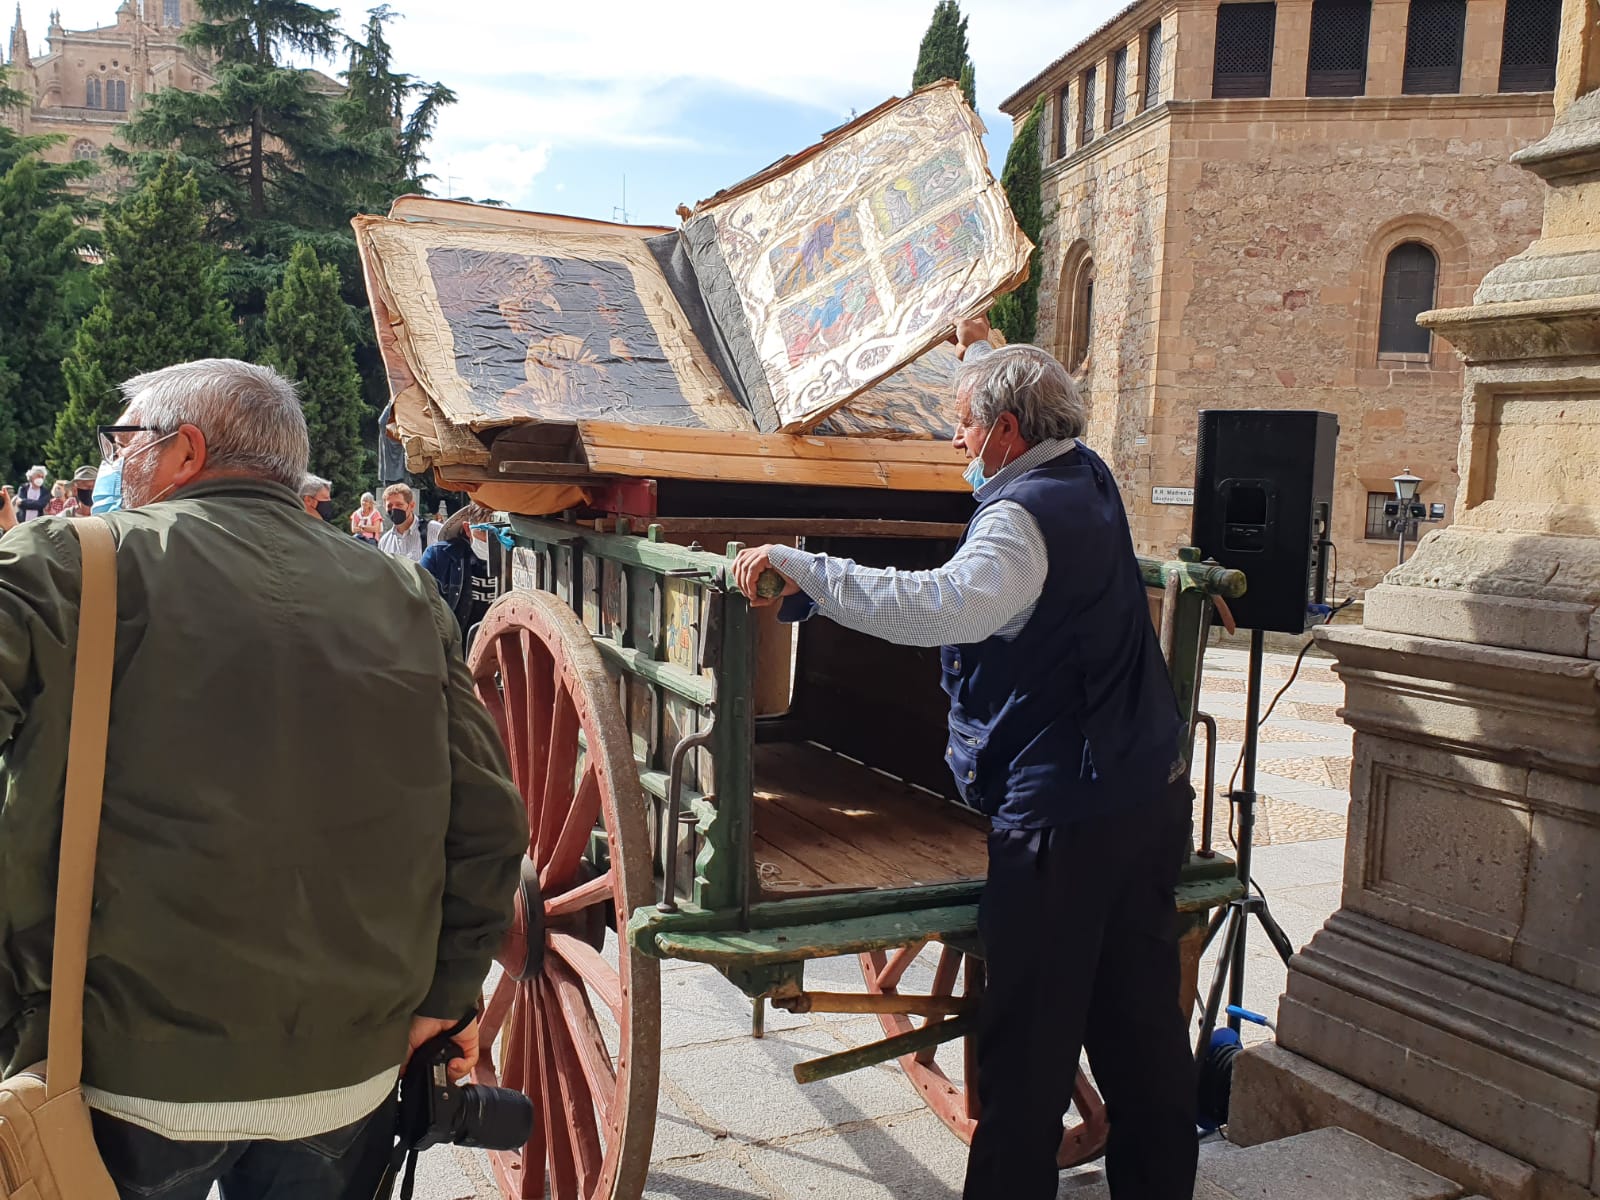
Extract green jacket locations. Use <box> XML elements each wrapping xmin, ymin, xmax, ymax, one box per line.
<box><xmin>0</xmin><ymin>478</ymin><xmax>527</xmax><ymax>1102</ymax></box>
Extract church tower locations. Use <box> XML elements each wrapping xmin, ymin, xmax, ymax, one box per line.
<box><xmin>7</xmin><ymin>3</ymin><xmax>29</xmax><ymax>67</ymax></box>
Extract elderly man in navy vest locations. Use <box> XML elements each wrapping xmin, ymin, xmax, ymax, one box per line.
<box><xmin>733</xmin><ymin>317</ymin><xmax>1198</xmax><ymax>1200</ymax></box>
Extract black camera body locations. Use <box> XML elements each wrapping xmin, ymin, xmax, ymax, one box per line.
<box><xmin>396</xmin><ymin>1025</ymin><xmax>533</xmax><ymax>1154</ymax></box>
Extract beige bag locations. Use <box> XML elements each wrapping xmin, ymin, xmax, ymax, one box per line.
<box><xmin>0</xmin><ymin>516</ymin><xmax>121</xmax><ymax>1198</ymax></box>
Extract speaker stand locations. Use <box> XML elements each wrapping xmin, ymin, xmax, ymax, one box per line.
<box><xmin>1195</xmin><ymin>628</ymin><xmax>1296</xmax><ymax>1060</ymax></box>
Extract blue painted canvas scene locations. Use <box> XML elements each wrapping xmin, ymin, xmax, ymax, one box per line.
<box><xmin>769</xmin><ymin>207</ymin><xmax>865</xmax><ymax>300</ymax></box>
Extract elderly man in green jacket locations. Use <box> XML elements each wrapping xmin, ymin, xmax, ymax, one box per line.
<box><xmin>0</xmin><ymin>359</ymin><xmax>527</xmax><ymax>1199</ymax></box>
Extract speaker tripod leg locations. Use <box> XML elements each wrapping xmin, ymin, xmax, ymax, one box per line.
<box><xmin>1195</xmin><ymin>903</ymin><xmax>1243</xmax><ymax>1060</ymax></box>
<box><xmin>1253</xmin><ymin>900</ymin><xmax>1296</xmax><ymax>966</ymax></box>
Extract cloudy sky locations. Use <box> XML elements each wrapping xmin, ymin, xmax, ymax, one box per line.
<box><xmin>15</xmin><ymin>0</ymin><xmax>1106</xmax><ymax>223</ymax></box>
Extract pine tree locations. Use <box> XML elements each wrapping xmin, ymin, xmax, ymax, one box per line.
<box><xmin>912</xmin><ymin>1</ymin><xmax>977</xmax><ymax>109</ymax></box>
<box><xmin>262</xmin><ymin>242</ymin><xmax>367</xmax><ymax>503</ymax></box>
<box><xmin>47</xmin><ymin>158</ymin><xmax>242</xmax><ymax>474</ymax></box>
<box><xmin>341</xmin><ymin>5</ymin><xmax>456</xmax><ymax>194</ymax></box>
<box><xmin>990</xmin><ymin>99</ymin><xmax>1046</xmax><ymax>346</ymax></box>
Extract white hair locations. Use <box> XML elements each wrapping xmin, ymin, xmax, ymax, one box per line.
<box><xmin>360</xmin><ymin>491</ymin><xmax>375</xmax><ymax>504</ymax></box>
<box><xmin>955</xmin><ymin>345</ymin><xmax>1087</xmax><ymax>443</ymax></box>
<box><xmin>119</xmin><ymin>359</ymin><xmax>310</xmax><ymax>489</ymax></box>
<box><xmin>298</xmin><ymin>472</ymin><xmax>331</xmax><ymax>499</ymax></box>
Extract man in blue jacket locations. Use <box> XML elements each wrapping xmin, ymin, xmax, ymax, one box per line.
<box><xmin>733</xmin><ymin>318</ymin><xmax>1197</xmax><ymax>1200</ymax></box>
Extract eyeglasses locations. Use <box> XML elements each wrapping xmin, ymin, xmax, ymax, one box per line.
<box><xmin>96</xmin><ymin>424</ymin><xmax>163</xmax><ymax>464</ymax></box>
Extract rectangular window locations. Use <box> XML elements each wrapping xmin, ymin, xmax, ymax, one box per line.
<box><xmin>1365</xmin><ymin>493</ymin><xmax>1400</xmax><ymax>540</ymax></box>
<box><xmin>1055</xmin><ymin>86</ymin><xmax>1071</xmax><ymax>158</ymax></box>
<box><xmin>1402</xmin><ymin>0</ymin><xmax>1467</xmax><ymax>93</ymax></box>
<box><xmin>1144</xmin><ymin>24</ymin><xmax>1165</xmax><ymax>109</ymax></box>
<box><xmin>163</xmin><ymin>0</ymin><xmax>181</xmax><ymax>24</ymax></box>
<box><xmin>1306</xmin><ymin>0</ymin><xmax>1371</xmax><ymax>95</ymax></box>
<box><xmin>1499</xmin><ymin>0</ymin><xmax>1560</xmax><ymax>91</ymax></box>
<box><xmin>1080</xmin><ymin>66</ymin><xmax>1098</xmax><ymax>146</ymax></box>
<box><xmin>1110</xmin><ymin>47</ymin><xmax>1129</xmax><ymax>127</ymax></box>
<box><xmin>1213</xmin><ymin>2</ymin><xmax>1277</xmax><ymax>98</ymax></box>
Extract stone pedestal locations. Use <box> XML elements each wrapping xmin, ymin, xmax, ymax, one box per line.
<box><xmin>1229</xmin><ymin>8</ymin><xmax>1600</xmax><ymax>1197</ymax></box>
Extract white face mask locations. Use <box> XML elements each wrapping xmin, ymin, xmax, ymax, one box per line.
<box><xmin>470</xmin><ymin>536</ymin><xmax>490</xmax><ymax>562</ymax></box>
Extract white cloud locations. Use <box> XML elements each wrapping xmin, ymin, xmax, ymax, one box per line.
<box><xmin>431</xmin><ymin>139</ymin><xmax>551</xmax><ymax>205</ymax></box>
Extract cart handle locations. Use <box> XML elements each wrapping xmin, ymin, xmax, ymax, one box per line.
<box><xmin>658</xmin><ymin>717</ymin><xmax>717</xmax><ymax>913</ymax></box>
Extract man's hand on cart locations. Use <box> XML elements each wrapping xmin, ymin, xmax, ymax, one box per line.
<box><xmin>732</xmin><ymin>545</ymin><xmax>799</xmax><ymax>608</ymax></box>
<box><xmin>946</xmin><ymin>314</ymin><xmax>992</xmax><ymax>359</ymax></box>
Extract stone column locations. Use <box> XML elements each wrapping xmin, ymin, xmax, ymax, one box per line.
<box><xmin>1227</xmin><ymin>4</ymin><xmax>1600</xmax><ymax>1199</ymax></box>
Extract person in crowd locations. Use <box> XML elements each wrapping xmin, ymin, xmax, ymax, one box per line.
<box><xmin>351</xmin><ymin>491</ymin><xmax>382</xmax><ymax>543</ymax></box>
<box><xmin>733</xmin><ymin>317</ymin><xmax>1197</xmax><ymax>1200</ymax></box>
<box><xmin>70</xmin><ymin>465</ymin><xmax>98</xmax><ymax>516</ymax></box>
<box><xmin>378</xmin><ymin>482</ymin><xmax>430</xmax><ymax>562</ymax></box>
<box><xmin>298</xmin><ymin>472</ymin><xmax>334</xmax><ymax>521</ymax></box>
<box><xmin>421</xmin><ymin>503</ymin><xmax>499</xmax><ymax>647</ymax></box>
<box><xmin>44</xmin><ymin>480</ymin><xmax>69</xmax><ymax>516</ymax></box>
<box><xmin>14</xmin><ymin>466</ymin><xmax>49</xmax><ymax>523</ymax></box>
<box><xmin>0</xmin><ymin>358</ymin><xmax>526</xmax><ymax>1200</ymax></box>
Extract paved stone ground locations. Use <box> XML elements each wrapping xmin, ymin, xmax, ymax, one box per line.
<box><xmin>363</xmin><ymin>644</ymin><xmax>1355</xmax><ymax>1200</ymax></box>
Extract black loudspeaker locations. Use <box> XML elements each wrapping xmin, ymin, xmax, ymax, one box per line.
<box><xmin>1191</xmin><ymin>410</ymin><xmax>1339</xmax><ymax>634</ymax></box>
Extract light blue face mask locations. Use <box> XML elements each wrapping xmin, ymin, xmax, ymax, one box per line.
<box><xmin>91</xmin><ymin>431</ymin><xmax>177</xmax><ymax>514</ymax></box>
<box><xmin>962</xmin><ymin>426</ymin><xmax>1012</xmax><ymax>493</ymax></box>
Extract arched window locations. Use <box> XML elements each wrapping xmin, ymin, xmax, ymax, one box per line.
<box><xmin>106</xmin><ymin>79</ymin><xmax>127</xmax><ymax>111</ymax></box>
<box><xmin>1059</xmin><ymin>248</ymin><xmax>1096</xmax><ymax>371</ymax></box>
<box><xmin>72</xmin><ymin>139</ymin><xmax>99</xmax><ymax>160</ymax></box>
<box><xmin>1378</xmin><ymin>241</ymin><xmax>1437</xmax><ymax>355</ymax></box>
<box><xmin>85</xmin><ymin>77</ymin><xmax>102</xmax><ymax>108</ymax></box>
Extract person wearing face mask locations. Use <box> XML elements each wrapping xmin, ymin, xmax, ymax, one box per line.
<box><xmin>420</xmin><ymin>503</ymin><xmax>498</xmax><ymax>648</ymax></box>
<box><xmin>297</xmin><ymin>472</ymin><xmax>336</xmax><ymax>522</ymax></box>
<box><xmin>0</xmin><ymin>358</ymin><xmax>526</xmax><ymax>1200</ymax></box>
<box><xmin>70</xmin><ymin>464</ymin><xmax>98</xmax><ymax>516</ymax></box>
<box><xmin>731</xmin><ymin>316</ymin><xmax>1196</xmax><ymax>1200</ymax></box>
<box><xmin>15</xmin><ymin>466</ymin><xmax>50</xmax><ymax>523</ymax></box>
<box><xmin>377</xmin><ymin>482</ymin><xmax>436</xmax><ymax>562</ymax></box>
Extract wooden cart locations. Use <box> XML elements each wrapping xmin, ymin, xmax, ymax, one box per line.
<box><xmin>461</xmin><ymin>473</ymin><xmax>1246</xmax><ymax>1200</ymax></box>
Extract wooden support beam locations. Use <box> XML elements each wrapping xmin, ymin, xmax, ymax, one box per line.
<box><xmin>770</xmin><ymin>990</ymin><xmax>974</xmax><ymax>1017</ymax></box>
<box><xmin>793</xmin><ymin>1014</ymin><xmax>976</xmax><ymax>1084</ymax></box>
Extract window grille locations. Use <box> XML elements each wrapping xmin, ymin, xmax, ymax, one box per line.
<box><xmin>85</xmin><ymin>77</ymin><xmax>101</xmax><ymax>108</ymax></box>
<box><xmin>73</xmin><ymin>139</ymin><xmax>98</xmax><ymax>160</ymax></box>
<box><xmin>1056</xmin><ymin>86</ymin><xmax>1070</xmax><ymax>158</ymax></box>
<box><xmin>1213</xmin><ymin>3</ymin><xmax>1277</xmax><ymax>98</ymax></box>
<box><xmin>1068</xmin><ymin>257</ymin><xmax>1096</xmax><ymax>370</ymax></box>
<box><xmin>1499</xmin><ymin>0</ymin><xmax>1559</xmax><ymax>91</ymax></box>
<box><xmin>1306</xmin><ymin>0</ymin><xmax>1371</xmax><ymax>95</ymax></box>
<box><xmin>1080</xmin><ymin>66</ymin><xmax>1097</xmax><ymax>146</ymax></box>
<box><xmin>1402</xmin><ymin>0</ymin><xmax>1466</xmax><ymax>93</ymax></box>
<box><xmin>163</xmin><ymin>0</ymin><xmax>181</xmax><ymax>24</ymax></box>
<box><xmin>1365</xmin><ymin>492</ymin><xmax>1400</xmax><ymax>540</ymax></box>
<box><xmin>1144</xmin><ymin>25</ymin><xmax>1164</xmax><ymax>108</ymax></box>
<box><xmin>1378</xmin><ymin>241</ymin><xmax>1437</xmax><ymax>355</ymax></box>
<box><xmin>106</xmin><ymin>79</ymin><xmax>126</xmax><ymax>111</ymax></box>
<box><xmin>1110</xmin><ymin>47</ymin><xmax>1129</xmax><ymax>127</ymax></box>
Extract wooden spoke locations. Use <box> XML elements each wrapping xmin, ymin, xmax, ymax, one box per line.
<box><xmin>548</xmin><ymin>932</ymin><xmax>623</xmax><ymax>1017</ymax></box>
<box><xmin>858</xmin><ymin>938</ymin><xmax>1110</xmax><ymax>1169</ymax></box>
<box><xmin>480</xmin><ymin>971</ymin><xmax>517</xmax><ymax>1049</ymax></box>
<box><xmin>541</xmin><ymin>767</ymin><xmax>602</xmax><ymax>893</ymax></box>
<box><xmin>873</xmin><ymin>940</ymin><xmax>928</xmax><ymax>993</ymax></box>
<box><xmin>545</xmin><ymin>869</ymin><xmax>615</xmax><ymax>920</ymax></box>
<box><xmin>468</xmin><ymin>589</ymin><xmax>661</xmax><ymax>1200</ymax></box>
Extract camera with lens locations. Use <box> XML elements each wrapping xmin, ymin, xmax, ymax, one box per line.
<box><xmin>383</xmin><ymin>1018</ymin><xmax>533</xmax><ymax>1198</ymax></box>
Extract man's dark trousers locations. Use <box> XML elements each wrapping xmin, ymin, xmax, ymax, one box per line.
<box><xmin>91</xmin><ymin>1094</ymin><xmax>395</xmax><ymax>1200</ymax></box>
<box><xmin>963</xmin><ymin>779</ymin><xmax>1198</xmax><ymax>1200</ymax></box>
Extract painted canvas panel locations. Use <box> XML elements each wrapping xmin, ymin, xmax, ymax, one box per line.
<box><xmin>885</xmin><ymin>202</ymin><xmax>988</xmax><ymax>302</ymax></box>
<box><xmin>690</xmin><ymin>81</ymin><xmax>1033</xmax><ymax>432</ymax></box>
<box><xmin>870</xmin><ymin>150</ymin><xmax>971</xmax><ymax>238</ymax></box>
<box><xmin>777</xmin><ymin>271</ymin><xmax>884</xmax><ymax>368</ymax></box>
<box><xmin>768</xmin><ymin>207</ymin><xmax>864</xmax><ymax>300</ymax></box>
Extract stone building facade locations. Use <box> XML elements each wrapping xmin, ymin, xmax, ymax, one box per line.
<box><xmin>3</xmin><ymin>0</ymin><xmax>210</xmax><ymax>185</ymax></box>
<box><xmin>1001</xmin><ymin>0</ymin><xmax>1557</xmax><ymax>590</ymax></box>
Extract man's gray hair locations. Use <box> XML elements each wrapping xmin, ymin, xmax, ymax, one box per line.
<box><xmin>955</xmin><ymin>345</ymin><xmax>1087</xmax><ymax>443</ymax></box>
<box><xmin>120</xmin><ymin>359</ymin><xmax>310</xmax><ymax>489</ymax></box>
<box><xmin>298</xmin><ymin>472</ymin><xmax>331</xmax><ymax>499</ymax></box>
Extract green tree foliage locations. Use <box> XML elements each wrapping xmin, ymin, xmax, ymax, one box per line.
<box><xmin>340</xmin><ymin>5</ymin><xmax>456</xmax><ymax>193</ymax></box>
<box><xmin>913</xmin><ymin>0</ymin><xmax>977</xmax><ymax>109</ymax></box>
<box><xmin>990</xmin><ymin>99</ymin><xmax>1045</xmax><ymax>346</ymax></box>
<box><xmin>262</xmin><ymin>242</ymin><xmax>366</xmax><ymax>502</ymax></box>
<box><xmin>47</xmin><ymin>159</ymin><xmax>242</xmax><ymax>474</ymax></box>
<box><xmin>0</xmin><ymin>68</ymin><xmax>96</xmax><ymax>482</ymax></box>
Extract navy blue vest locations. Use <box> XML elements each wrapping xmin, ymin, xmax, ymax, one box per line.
<box><xmin>940</xmin><ymin>443</ymin><xmax>1182</xmax><ymax>829</ymax></box>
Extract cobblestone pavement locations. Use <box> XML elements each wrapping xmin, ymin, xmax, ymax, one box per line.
<box><xmin>359</xmin><ymin>644</ymin><xmax>1354</xmax><ymax>1200</ymax></box>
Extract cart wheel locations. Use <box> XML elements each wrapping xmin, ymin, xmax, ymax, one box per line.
<box><xmin>470</xmin><ymin>590</ymin><xmax>660</xmax><ymax>1200</ymax></box>
<box><xmin>858</xmin><ymin>941</ymin><xmax>1109</xmax><ymax>1167</ymax></box>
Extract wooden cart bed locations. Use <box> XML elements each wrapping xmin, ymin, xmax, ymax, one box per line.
<box><xmin>752</xmin><ymin>740</ymin><xmax>989</xmax><ymax>898</ymax></box>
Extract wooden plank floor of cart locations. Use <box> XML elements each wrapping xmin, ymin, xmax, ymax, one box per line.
<box><xmin>752</xmin><ymin>741</ymin><xmax>988</xmax><ymax>898</ymax></box>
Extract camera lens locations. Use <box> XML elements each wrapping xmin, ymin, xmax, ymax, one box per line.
<box><xmin>450</xmin><ymin>1083</ymin><xmax>534</xmax><ymax>1151</ymax></box>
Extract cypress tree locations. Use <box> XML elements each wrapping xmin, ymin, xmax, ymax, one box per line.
<box><xmin>990</xmin><ymin>99</ymin><xmax>1046</xmax><ymax>345</ymax></box>
<box><xmin>913</xmin><ymin>1</ymin><xmax>977</xmax><ymax>109</ymax></box>
<box><xmin>47</xmin><ymin>158</ymin><xmax>242</xmax><ymax>474</ymax></box>
<box><xmin>262</xmin><ymin>242</ymin><xmax>367</xmax><ymax>504</ymax></box>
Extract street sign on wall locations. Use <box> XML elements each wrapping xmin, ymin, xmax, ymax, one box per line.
<box><xmin>1152</xmin><ymin>486</ymin><xmax>1194</xmax><ymax>505</ymax></box>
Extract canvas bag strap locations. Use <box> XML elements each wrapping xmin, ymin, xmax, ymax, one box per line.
<box><xmin>45</xmin><ymin>515</ymin><xmax>117</xmax><ymax>1100</ymax></box>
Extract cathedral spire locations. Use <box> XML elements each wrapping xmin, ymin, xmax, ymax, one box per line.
<box><xmin>8</xmin><ymin>3</ymin><xmax>28</xmax><ymax>67</ymax></box>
